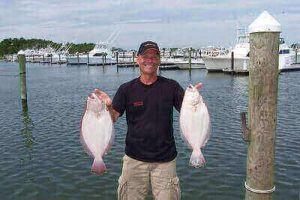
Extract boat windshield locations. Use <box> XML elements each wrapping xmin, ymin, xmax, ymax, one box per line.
<box><xmin>279</xmin><ymin>49</ymin><xmax>290</xmax><ymax>54</ymax></box>
<box><xmin>279</xmin><ymin>38</ymin><xmax>285</xmax><ymax>45</ymax></box>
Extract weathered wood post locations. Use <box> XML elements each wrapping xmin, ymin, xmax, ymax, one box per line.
<box><xmin>50</xmin><ymin>54</ymin><xmax>52</xmax><ymax>64</ymax></box>
<box><xmin>77</xmin><ymin>53</ymin><xmax>79</xmax><ymax>65</ymax></box>
<box><xmin>58</xmin><ymin>54</ymin><xmax>61</xmax><ymax>64</ymax></box>
<box><xmin>102</xmin><ymin>54</ymin><xmax>105</xmax><ymax>66</ymax></box>
<box><xmin>87</xmin><ymin>53</ymin><xmax>89</xmax><ymax>65</ymax></box>
<box><xmin>132</xmin><ymin>51</ymin><xmax>136</xmax><ymax>71</ymax></box>
<box><xmin>188</xmin><ymin>48</ymin><xmax>192</xmax><ymax>73</ymax></box>
<box><xmin>116</xmin><ymin>51</ymin><xmax>119</xmax><ymax>73</ymax></box>
<box><xmin>122</xmin><ymin>51</ymin><xmax>125</xmax><ymax>63</ymax></box>
<box><xmin>244</xmin><ymin>11</ymin><xmax>281</xmax><ymax>200</ymax></box>
<box><xmin>231</xmin><ymin>52</ymin><xmax>235</xmax><ymax>74</ymax></box>
<box><xmin>295</xmin><ymin>48</ymin><xmax>298</xmax><ymax>64</ymax></box>
<box><xmin>18</xmin><ymin>50</ymin><xmax>28</xmax><ymax>112</ymax></box>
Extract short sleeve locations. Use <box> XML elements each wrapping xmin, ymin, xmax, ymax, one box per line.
<box><xmin>173</xmin><ymin>81</ymin><xmax>184</xmax><ymax>112</ymax></box>
<box><xmin>112</xmin><ymin>85</ymin><xmax>126</xmax><ymax>116</ymax></box>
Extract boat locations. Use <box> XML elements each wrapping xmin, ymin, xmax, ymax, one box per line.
<box><xmin>160</xmin><ymin>47</ymin><xmax>205</xmax><ymax>69</ymax></box>
<box><xmin>203</xmin><ymin>29</ymin><xmax>250</xmax><ymax>72</ymax></box>
<box><xmin>67</xmin><ymin>28</ymin><xmax>120</xmax><ymax>66</ymax></box>
<box><xmin>50</xmin><ymin>43</ymin><xmax>70</xmax><ymax>64</ymax></box>
<box><xmin>203</xmin><ymin>28</ymin><xmax>296</xmax><ymax>73</ymax></box>
<box><xmin>87</xmin><ymin>43</ymin><xmax>116</xmax><ymax>65</ymax></box>
<box><xmin>278</xmin><ymin>38</ymin><xmax>299</xmax><ymax>71</ymax></box>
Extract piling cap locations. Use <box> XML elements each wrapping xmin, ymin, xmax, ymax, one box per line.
<box><xmin>17</xmin><ymin>50</ymin><xmax>25</xmax><ymax>55</ymax></box>
<box><xmin>249</xmin><ymin>11</ymin><xmax>281</xmax><ymax>34</ymax></box>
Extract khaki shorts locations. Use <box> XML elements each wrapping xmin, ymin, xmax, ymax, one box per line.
<box><xmin>117</xmin><ymin>155</ymin><xmax>181</xmax><ymax>200</ymax></box>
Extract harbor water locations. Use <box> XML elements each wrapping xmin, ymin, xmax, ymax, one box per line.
<box><xmin>0</xmin><ymin>61</ymin><xmax>299</xmax><ymax>200</ymax></box>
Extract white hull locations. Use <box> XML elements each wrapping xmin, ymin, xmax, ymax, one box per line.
<box><xmin>204</xmin><ymin>54</ymin><xmax>295</xmax><ymax>72</ymax></box>
<box><xmin>88</xmin><ymin>56</ymin><xmax>116</xmax><ymax>65</ymax></box>
<box><xmin>67</xmin><ymin>56</ymin><xmax>88</xmax><ymax>65</ymax></box>
<box><xmin>203</xmin><ymin>56</ymin><xmax>249</xmax><ymax>72</ymax></box>
<box><xmin>161</xmin><ymin>57</ymin><xmax>205</xmax><ymax>69</ymax></box>
<box><xmin>279</xmin><ymin>53</ymin><xmax>296</xmax><ymax>71</ymax></box>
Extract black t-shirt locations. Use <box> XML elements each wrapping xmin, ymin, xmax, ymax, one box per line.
<box><xmin>112</xmin><ymin>76</ymin><xmax>184</xmax><ymax>162</ymax></box>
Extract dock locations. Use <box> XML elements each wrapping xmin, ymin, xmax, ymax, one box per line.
<box><xmin>223</xmin><ymin>68</ymin><xmax>249</xmax><ymax>75</ymax></box>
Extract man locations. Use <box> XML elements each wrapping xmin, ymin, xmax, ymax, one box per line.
<box><xmin>95</xmin><ymin>41</ymin><xmax>201</xmax><ymax>200</ymax></box>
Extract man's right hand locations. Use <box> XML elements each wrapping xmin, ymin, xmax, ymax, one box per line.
<box><xmin>94</xmin><ymin>88</ymin><xmax>112</xmax><ymax>108</ymax></box>
<box><xmin>94</xmin><ymin>88</ymin><xmax>120</xmax><ymax>123</ymax></box>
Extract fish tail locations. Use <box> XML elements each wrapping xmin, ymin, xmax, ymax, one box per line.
<box><xmin>189</xmin><ymin>149</ymin><xmax>206</xmax><ymax>168</ymax></box>
<box><xmin>91</xmin><ymin>158</ymin><xmax>107</xmax><ymax>175</ymax></box>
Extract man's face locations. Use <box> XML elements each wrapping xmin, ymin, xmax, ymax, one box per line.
<box><xmin>137</xmin><ymin>49</ymin><xmax>160</xmax><ymax>76</ymax></box>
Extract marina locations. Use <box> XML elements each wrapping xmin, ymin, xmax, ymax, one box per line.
<box><xmin>3</xmin><ymin>34</ymin><xmax>299</xmax><ymax>73</ymax></box>
<box><xmin>0</xmin><ymin>61</ymin><xmax>299</xmax><ymax>199</ymax></box>
<box><xmin>1</xmin><ymin>1</ymin><xmax>300</xmax><ymax>198</ymax></box>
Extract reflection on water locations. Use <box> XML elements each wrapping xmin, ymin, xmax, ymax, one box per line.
<box><xmin>0</xmin><ymin>62</ymin><xmax>299</xmax><ymax>200</ymax></box>
<box><xmin>21</xmin><ymin>110</ymin><xmax>35</xmax><ymax>149</ymax></box>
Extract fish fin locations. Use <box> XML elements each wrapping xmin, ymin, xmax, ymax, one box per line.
<box><xmin>91</xmin><ymin>158</ymin><xmax>107</xmax><ymax>175</ymax></box>
<box><xmin>189</xmin><ymin>149</ymin><xmax>206</xmax><ymax>168</ymax></box>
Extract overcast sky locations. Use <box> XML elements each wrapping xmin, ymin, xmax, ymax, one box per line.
<box><xmin>0</xmin><ymin>0</ymin><xmax>299</xmax><ymax>49</ymax></box>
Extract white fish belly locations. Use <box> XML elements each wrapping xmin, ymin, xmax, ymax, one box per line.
<box><xmin>81</xmin><ymin>110</ymin><xmax>113</xmax><ymax>159</ymax></box>
<box><xmin>180</xmin><ymin>102</ymin><xmax>210</xmax><ymax>149</ymax></box>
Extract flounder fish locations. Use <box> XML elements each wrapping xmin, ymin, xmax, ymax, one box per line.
<box><xmin>80</xmin><ymin>92</ymin><xmax>114</xmax><ymax>175</ymax></box>
<box><xmin>180</xmin><ymin>84</ymin><xmax>211</xmax><ymax>167</ymax></box>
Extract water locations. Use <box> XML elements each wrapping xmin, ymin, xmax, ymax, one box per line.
<box><xmin>0</xmin><ymin>62</ymin><xmax>299</xmax><ymax>200</ymax></box>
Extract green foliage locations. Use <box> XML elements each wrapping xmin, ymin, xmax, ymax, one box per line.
<box><xmin>0</xmin><ymin>38</ymin><xmax>57</xmax><ymax>56</ymax></box>
<box><xmin>0</xmin><ymin>38</ymin><xmax>95</xmax><ymax>57</ymax></box>
<box><xmin>68</xmin><ymin>43</ymin><xmax>95</xmax><ymax>54</ymax></box>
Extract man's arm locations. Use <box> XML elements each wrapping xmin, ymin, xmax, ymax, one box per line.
<box><xmin>94</xmin><ymin>89</ymin><xmax>120</xmax><ymax>123</ymax></box>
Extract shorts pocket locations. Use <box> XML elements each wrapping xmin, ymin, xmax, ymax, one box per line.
<box><xmin>153</xmin><ymin>176</ymin><xmax>181</xmax><ymax>200</ymax></box>
<box><xmin>117</xmin><ymin>177</ymin><xmax>128</xmax><ymax>200</ymax></box>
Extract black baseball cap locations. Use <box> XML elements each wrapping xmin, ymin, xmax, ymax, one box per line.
<box><xmin>137</xmin><ymin>41</ymin><xmax>160</xmax><ymax>55</ymax></box>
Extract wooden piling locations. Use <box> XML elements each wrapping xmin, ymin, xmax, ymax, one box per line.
<box><xmin>132</xmin><ymin>52</ymin><xmax>136</xmax><ymax>70</ymax></box>
<box><xmin>231</xmin><ymin>52</ymin><xmax>234</xmax><ymax>75</ymax></box>
<box><xmin>116</xmin><ymin>52</ymin><xmax>119</xmax><ymax>72</ymax></box>
<box><xmin>18</xmin><ymin>52</ymin><xmax>28</xmax><ymax>112</ymax></box>
<box><xmin>231</xmin><ymin>52</ymin><xmax>234</xmax><ymax>70</ymax></box>
<box><xmin>87</xmin><ymin>53</ymin><xmax>89</xmax><ymax>65</ymax></box>
<box><xmin>245</xmin><ymin>11</ymin><xmax>281</xmax><ymax>200</ymax></box>
<box><xmin>188</xmin><ymin>48</ymin><xmax>192</xmax><ymax>73</ymax></box>
<box><xmin>295</xmin><ymin>48</ymin><xmax>298</xmax><ymax>64</ymax></box>
<box><xmin>122</xmin><ymin>51</ymin><xmax>125</xmax><ymax>63</ymax></box>
<box><xmin>77</xmin><ymin>53</ymin><xmax>79</xmax><ymax>65</ymax></box>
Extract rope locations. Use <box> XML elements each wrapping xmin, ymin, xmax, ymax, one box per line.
<box><xmin>244</xmin><ymin>181</ymin><xmax>275</xmax><ymax>194</ymax></box>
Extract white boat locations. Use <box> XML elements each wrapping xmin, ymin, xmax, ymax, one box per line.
<box><xmin>68</xmin><ymin>28</ymin><xmax>120</xmax><ymax>66</ymax></box>
<box><xmin>160</xmin><ymin>57</ymin><xmax>205</xmax><ymax>69</ymax></box>
<box><xmin>67</xmin><ymin>53</ymin><xmax>88</xmax><ymax>65</ymax></box>
<box><xmin>67</xmin><ymin>43</ymin><xmax>116</xmax><ymax>65</ymax></box>
<box><xmin>160</xmin><ymin>47</ymin><xmax>205</xmax><ymax>69</ymax></box>
<box><xmin>88</xmin><ymin>43</ymin><xmax>116</xmax><ymax>65</ymax></box>
<box><xmin>203</xmin><ymin>29</ymin><xmax>296</xmax><ymax>72</ymax></box>
<box><xmin>203</xmin><ymin>29</ymin><xmax>250</xmax><ymax>72</ymax></box>
<box><xmin>50</xmin><ymin>43</ymin><xmax>70</xmax><ymax>64</ymax></box>
<box><xmin>278</xmin><ymin>38</ymin><xmax>297</xmax><ymax>71</ymax></box>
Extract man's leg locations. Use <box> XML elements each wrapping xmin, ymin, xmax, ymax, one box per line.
<box><xmin>118</xmin><ymin>155</ymin><xmax>150</xmax><ymax>200</ymax></box>
<box><xmin>150</xmin><ymin>159</ymin><xmax>181</xmax><ymax>200</ymax></box>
